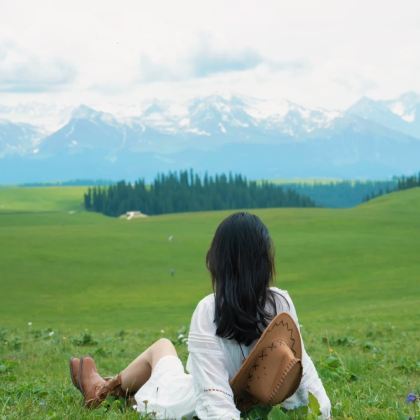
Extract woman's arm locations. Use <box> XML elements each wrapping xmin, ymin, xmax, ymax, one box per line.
<box><xmin>187</xmin><ymin>296</ymin><xmax>241</xmax><ymax>420</ymax></box>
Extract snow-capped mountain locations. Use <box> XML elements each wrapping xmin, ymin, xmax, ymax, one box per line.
<box><xmin>384</xmin><ymin>91</ymin><xmax>420</xmax><ymax>123</ymax></box>
<box><xmin>264</xmin><ymin>102</ymin><xmax>339</xmax><ymax>138</ymax></box>
<box><xmin>0</xmin><ymin>102</ymin><xmax>72</xmax><ymax>132</ymax></box>
<box><xmin>348</xmin><ymin>92</ymin><xmax>420</xmax><ymax>139</ymax></box>
<box><xmin>0</xmin><ymin>120</ymin><xmax>43</xmax><ymax>158</ymax></box>
<box><xmin>39</xmin><ymin>105</ymin><xmax>128</xmax><ymax>156</ymax></box>
<box><xmin>1</xmin><ymin>92</ymin><xmax>420</xmax><ymax>183</ymax></box>
<box><xmin>187</xmin><ymin>95</ymin><xmax>256</xmax><ymax>134</ymax></box>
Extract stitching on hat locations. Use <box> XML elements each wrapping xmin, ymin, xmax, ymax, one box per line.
<box><xmin>267</xmin><ymin>358</ymin><xmax>300</xmax><ymax>404</ymax></box>
<box><xmin>246</xmin><ymin>339</ymin><xmax>289</xmax><ymax>390</ymax></box>
<box><xmin>271</xmin><ymin>319</ymin><xmax>297</xmax><ymax>356</ymax></box>
<box><xmin>258</xmin><ymin>349</ymin><xmax>268</xmax><ymax>360</ymax></box>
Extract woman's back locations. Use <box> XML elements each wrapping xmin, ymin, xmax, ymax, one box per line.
<box><xmin>187</xmin><ymin>287</ymin><xmax>331</xmax><ymax>419</ymax></box>
<box><xmin>187</xmin><ymin>286</ymin><xmax>291</xmax><ymax>379</ymax></box>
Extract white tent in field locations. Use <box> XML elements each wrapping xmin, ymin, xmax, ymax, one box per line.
<box><xmin>120</xmin><ymin>211</ymin><xmax>148</xmax><ymax>220</ymax></box>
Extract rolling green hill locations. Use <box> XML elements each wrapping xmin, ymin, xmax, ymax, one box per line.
<box><xmin>0</xmin><ymin>186</ymin><xmax>86</xmax><ymax>213</ymax></box>
<box><xmin>1</xmin><ymin>187</ymin><xmax>419</xmax><ymax>330</ymax></box>
<box><xmin>0</xmin><ymin>187</ymin><xmax>419</xmax><ymax>419</ymax></box>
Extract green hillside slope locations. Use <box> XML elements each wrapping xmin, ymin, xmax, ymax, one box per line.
<box><xmin>0</xmin><ymin>186</ymin><xmax>86</xmax><ymax>212</ymax></box>
<box><xmin>0</xmin><ymin>187</ymin><xmax>418</xmax><ymax>329</ymax></box>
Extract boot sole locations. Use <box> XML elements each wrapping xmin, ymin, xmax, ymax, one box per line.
<box><xmin>78</xmin><ymin>357</ymin><xmax>88</xmax><ymax>406</ymax></box>
<box><xmin>78</xmin><ymin>356</ymin><xmax>101</xmax><ymax>408</ymax></box>
<box><xmin>69</xmin><ymin>357</ymin><xmax>81</xmax><ymax>392</ymax></box>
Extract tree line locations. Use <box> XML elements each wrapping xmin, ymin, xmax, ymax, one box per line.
<box><xmin>84</xmin><ymin>171</ymin><xmax>316</xmax><ymax>217</ymax></box>
<box><xmin>363</xmin><ymin>171</ymin><xmax>420</xmax><ymax>202</ymax></box>
<box><xmin>396</xmin><ymin>172</ymin><xmax>420</xmax><ymax>190</ymax></box>
<box><xmin>282</xmin><ymin>179</ymin><xmax>397</xmax><ymax>208</ymax></box>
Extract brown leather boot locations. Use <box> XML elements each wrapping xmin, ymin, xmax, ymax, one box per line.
<box><xmin>69</xmin><ymin>356</ymin><xmax>113</xmax><ymax>392</ymax></box>
<box><xmin>79</xmin><ymin>356</ymin><xmax>127</xmax><ymax>408</ymax></box>
<box><xmin>69</xmin><ymin>357</ymin><xmax>82</xmax><ymax>393</ymax></box>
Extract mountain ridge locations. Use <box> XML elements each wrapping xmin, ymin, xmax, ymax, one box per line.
<box><xmin>1</xmin><ymin>92</ymin><xmax>420</xmax><ymax>183</ymax></box>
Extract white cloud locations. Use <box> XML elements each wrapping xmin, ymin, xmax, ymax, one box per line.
<box><xmin>138</xmin><ymin>36</ymin><xmax>265</xmax><ymax>82</ymax></box>
<box><xmin>0</xmin><ymin>0</ymin><xmax>419</xmax><ymax>112</ymax></box>
<box><xmin>0</xmin><ymin>40</ymin><xmax>76</xmax><ymax>92</ymax></box>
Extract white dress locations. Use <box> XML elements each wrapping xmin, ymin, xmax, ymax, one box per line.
<box><xmin>135</xmin><ymin>287</ymin><xmax>331</xmax><ymax>419</ymax></box>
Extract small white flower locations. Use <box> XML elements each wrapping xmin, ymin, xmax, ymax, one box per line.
<box><xmin>27</xmin><ymin>322</ymin><xmax>32</xmax><ymax>326</ymax></box>
<box><xmin>168</xmin><ymin>235</ymin><xmax>173</xmax><ymax>242</ymax></box>
<box><xmin>160</xmin><ymin>329</ymin><xmax>165</xmax><ymax>334</ymax></box>
<box><xmin>48</xmin><ymin>331</ymin><xmax>54</xmax><ymax>337</ymax></box>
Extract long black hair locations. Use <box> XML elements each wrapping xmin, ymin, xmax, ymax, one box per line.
<box><xmin>206</xmin><ymin>212</ymin><xmax>278</xmax><ymax>346</ymax></box>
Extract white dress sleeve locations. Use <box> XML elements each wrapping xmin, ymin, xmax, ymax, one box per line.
<box><xmin>187</xmin><ymin>296</ymin><xmax>241</xmax><ymax>420</ymax></box>
<box><xmin>279</xmin><ymin>290</ymin><xmax>331</xmax><ymax>419</ymax></box>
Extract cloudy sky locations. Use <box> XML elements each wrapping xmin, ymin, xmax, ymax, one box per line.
<box><xmin>1</xmin><ymin>0</ymin><xmax>420</xmax><ymax>119</ymax></box>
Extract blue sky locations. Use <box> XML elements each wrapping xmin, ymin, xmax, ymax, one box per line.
<box><xmin>0</xmin><ymin>0</ymin><xmax>419</xmax><ymax>114</ymax></box>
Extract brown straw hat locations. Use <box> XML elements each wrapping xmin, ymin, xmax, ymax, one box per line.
<box><xmin>230</xmin><ymin>312</ymin><xmax>303</xmax><ymax>412</ymax></box>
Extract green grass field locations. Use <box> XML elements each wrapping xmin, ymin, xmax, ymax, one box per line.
<box><xmin>0</xmin><ymin>186</ymin><xmax>419</xmax><ymax>419</ymax></box>
<box><xmin>0</xmin><ymin>186</ymin><xmax>86</xmax><ymax>213</ymax></box>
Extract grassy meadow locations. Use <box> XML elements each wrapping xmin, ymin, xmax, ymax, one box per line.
<box><xmin>0</xmin><ymin>186</ymin><xmax>419</xmax><ymax>419</ymax></box>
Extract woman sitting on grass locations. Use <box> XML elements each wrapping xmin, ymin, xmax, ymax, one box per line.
<box><xmin>69</xmin><ymin>212</ymin><xmax>331</xmax><ymax>419</ymax></box>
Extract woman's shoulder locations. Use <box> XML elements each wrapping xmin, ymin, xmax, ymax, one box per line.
<box><xmin>197</xmin><ymin>292</ymin><xmax>215</xmax><ymax>306</ymax></box>
<box><xmin>193</xmin><ymin>293</ymin><xmax>215</xmax><ymax>318</ymax></box>
<box><xmin>269</xmin><ymin>286</ymin><xmax>300</xmax><ymax>325</ymax></box>
<box><xmin>269</xmin><ymin>286</ymin><xmax>295</xmax><ymax>314</ymax></box>
<box><xmin>193</xmin><ymin>293</ymin><xmax>215</xmax><ymax>315</ymax></box>
<box><xmin>270</xmin><ymin>285</ymin><xmax>289</xmax><ymax>295</ymax></box>
<box><xmin>189</xmin><ymin>293</ymin><xmax>216</xmax><ymax>330</ymax></box>
<box><xmin>269</xmin><ymin>286</ymin><xmax>291</xmax><ymax>301</ymax></box>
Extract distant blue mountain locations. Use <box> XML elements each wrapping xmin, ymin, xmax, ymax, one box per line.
<box><xmin>0</xmin><ymin>120</ymin><xmax>42</xmax><ymax>158</ymax></box>
<box><xmin>1</xmin><ymin>93</ymin><xmax>420</xmax><ymax>183</ymax></box>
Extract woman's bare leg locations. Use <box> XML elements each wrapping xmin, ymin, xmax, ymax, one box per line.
<box><xmin>119</xmin><ymin>338</ymin><xmax>177</xmax><ymax>393</ymax></box>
